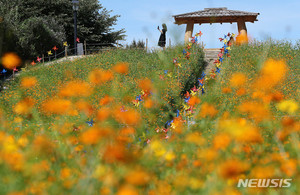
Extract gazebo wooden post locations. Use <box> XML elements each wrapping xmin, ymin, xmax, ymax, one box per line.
<box><xmin>237</xmin><ymin>19</ymin><xmax>247</xmax><ymax>35</ymax></box>
<box><xmin>184</xmin><ymin>23</ymin><xmax>194</xmax><ymax>43</ymax></box>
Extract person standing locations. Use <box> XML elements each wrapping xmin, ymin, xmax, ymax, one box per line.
<box><xmin>158</xmin><ymin>23</ymin><xmax>167</xmax><ymax>48</ymax></box>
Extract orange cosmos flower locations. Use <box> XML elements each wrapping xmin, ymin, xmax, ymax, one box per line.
<box><xmin>33</xmin><ymin>135</ymin><xmax>55</xmax><ymax>154</ymax></box>
<box><xmin>29</xmin><ymin>160</ymin><xmax>50</xmax><ymax>175</ymax></box>
<box><xmin>250</xmin><ymin>166</ymin><xmax>275</xmax><ymax>179</ymax></box>
<box><xmin>230</xmin><ymin>73</ymin><xmax>246</xmax><ymax>88</ymax></box>
<box><xmin>41</xmin><ymin>98</ymin><xmax>72</xmax><ymax>115</ymax></box>
<box><xmin>96</xmin><ymin>107</ymin><xmax>111</xmax><ymax>121</ymax></box>
<box><xmin>236</xmin><ymin>88</ymin><xmax>246</xmax><ymax>96</ymax></box>
<box><xmin>281</xmin><ymin>159</ymin><xmax>297</xmax><ymax>176</ymax></box>
<box><xmin>100</xmin><ymin>95</ymin><xmax>113</xmax><ymax>106</ymax></box>
<box><xmin>235</xmin><ymin>31</ymin><xmax>248</xmax><ymax>45</ymax></box>
<box><xmin>219</xmin><ymin>118</ymin><xmax>263</xmax><ymax>143</ymax></box>
<box><xmin>1</xmin><ymin>52</ymin><xmax>21</xmax><ymax>69</ymax></box>
<box><xmin>60</xmin><ymin>168</ymin><xmax>72</xmax><ymax>179</ymax></box>
<box><xmin>125</xmin><ymin>169</ymin><xmax>151</xmax><ymax>186</ymax></box>
<box><xmin>116</xmin><ymin>185</ymin><xmax>139</xmax><ymax>195</ymax></box>
<box><xmin>188</xmin><ymin>96</ymin><xmax>200</xmax><ymax>106</ymax></box>
<box><xmin>138</xmin><ymin>78</ymin><xmax>152</xmax><ymax>92</ymax></box>
<box><xmin>89</xmin><ymin>69</ymin><xmax>113</xmax><ymax>84</ymax></box>
<box><xmin>103</xmin><ymin>143</ymin><xmax>128</xmax><ymax>163</ymax></box>
<box><xmin>213</xmin><ymin>133</ymin><xmax>231</xmax><ymax>150</ymax></box>
<box><xmin>59</xmin><ymin>81</ymin><xmax>92</xmax><ymax>97</ymax></box>
<box><xmin>218</xmin><ymin>159</ymin><xmax>249</xmax><ymax>179</ymax></box>
<box><xmin>238</xmin><ymin>101</ymin><xmax>270</xmax><ymax>122</ymax></box>
<box><xmin>144</xmin><ymin>98</ymin><xmax>154</xmax><ymax>108</ymax></box>
<box><xmin>193</xmin><ymin>160</ymin><xmax>202</xmax><ymax>167</ymax></box>
<box><xmin>75</xmin><ymin>100</ymin><xmax>93</xmax><ymax>116</ymax></box>
<box><xmin>113</xmin><ymin>62</ymin><xmax>129</xmax><ymax>74</ymax></box>
<box><xmin>280</xmin><ymin>159</ymin><xmax>298</xmax><ymax>177</ymax></box>
<box><xmin>13</xmin><ymin>98</ymin><xmax>34</xmax><ymax>115</ymax></box>
<box><xmin>171</xmin><ymin>116</ymin><xmax>185</xmax><ymax>133</ymax></box>
<box><xmin>117</xmin><ymin>128</ymin><xmax>135</xmax><ymax>142</ymax></box>
<box><xmin>113</xmin><ymin>107</ymin><xmax>140</xmax><ymax>126</ymax></box>
<box><xmin>185</xmin><ymin>132</ymin><xmax>204</xmax><ymax>145</ymax></box>
<box><xmin>198</xmin><ymin>103</ymin><xmax>218</xmax><ymax>118</ymax></box>
<box><xmin>222</xmin><ymin>87</ymin><xmax>232</xmax><ymax>94</ymax></box>
<box><xmin>20</xmin><ymin>77</ymin><xmax>37</xmax><ymax>88</ymax></box>
<box><xmin>281</xmin><ymin>117</ymin><xmax>295</xmax><ymax>127</ymax></box>
<box><xmin>197</xmin><ymin>148</ymin><xmax>218</xmax><ymax>161</ymax></box>
<box><xmin>254</xmin><ymin>59</ymin><xmax>287</xmax><ymax>90</ymax></box>
<box><xmin>2</xmin><ymin>152</ymin><xmax>24</xmax><ymax>171</ymax></box>
<box><xmin>270</xmin><ymin>91</ymin><xmax>284</xmax><ymax>102</ymax></box>
<box><xmin>120</xmin><ymin>127</ymin><xmax>135</xmax><ymax>135</ymax></box>
<box><xmin>80</xmin><ymin>127</ymin><xmax>112</xmax><ymax>145</ymax></box>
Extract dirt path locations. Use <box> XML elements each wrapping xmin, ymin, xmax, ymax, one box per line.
<box><xmin>44</xmin><ymin>55</ymin><xmax>87</xmax><ymax>66</ymax></box>
<box><xmin>203</xmin><ymin>48</ymin><xmax>220</xmax><ymax>74</ymax></box>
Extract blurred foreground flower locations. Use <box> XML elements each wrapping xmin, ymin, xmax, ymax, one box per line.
<box><xmin>213</xmin><ymin>133</ymin><xmax>231</xmax><ymax>150</ymax></box>
<box><xmin>89</xmin><ymin>69</ymin><xmax>113</xmax><ymax>84</ymax></box>
<box><xmin>33</xmin><ymin>135</ymin><xmax>56</xmax><ymax>154</ymax></box>
<box><xmin>117</xmin><ymin>185</ymin><xmax>138</xmax><ymax>195</ymax></box>
<box><xmin>20</xmin><ymin>77</ymin><xmax>37</xmax><ymax>88</ymax></box>
<box><xmin>139</xmin><ymin>78</ymin><xmax>152</xmax><ymax>93</ymax></box>
<box><xmin>1</xmin><ymin>52</ymin><xmax>21</xmax><ymax>69</ymax></box>
<box><xmin>218</xmin><ymin>159</ymin><xmax>249</xmax><ymax>179</ymax></box>
<box><xmin>100</xmin><ymin>95</ymin><xmax>114</xmax><ymax>106</ymax></box>
<box><xmin>277</xmin><ymin>99</ymin><xmax>298</xmax><ymax>114</ymax></box>
<box><xmin>13</xmin><ymin>98</ymin><xmax>34</xmax><ymax>115</ymax></box>
<box><xmin>80</xmin><ymin>127</ymin><xmax>112</xmax><ymax>145</ymax></box>
<box><xmin>235</xmin><ymin>31</ymin><xmax>248</xmax><ymax>45</ymax></box>
<box><xmin>188</xmin><ymin>96</ymin><xmax>200</xmax><ymax>106</ymax></box>
<box><xmin>41</xmin><ymin>98</ymin><xmax>72</xmax><ymax>115</ymax></box>
<box><xmin>113</xmin><ymin>107</ymin><xmax>141</xmax><ymax>126</ymax></box>
<box><xmin>198</xmin><ymin>103</ymin><xmax>218</xmax><ymax>118</ymax></box>
<box><xmin>59</xmin><ymin>81</ymin><xmax>93</xmax><ymax>97</ymax></box>
<box><xmin>239</xmin><ymin>101</ymin><xmax>270</xmax><ymax>122</ymax></box>
<box><xmin>113</xmin><ymin>62</ymin><xmax>129</xmax><ymax>74</ymax></box>
<box><xmin>254</xmin><ymin>59</ymin><xmax>287</xmax><ymax>90</ymax></box>
<box><xmin>219</xmin><ymin>118</ymin><xmax>263</xmax><ymax>143</ymax></box>
<box><xmin>125</xmin><ymin>169</ymin><xmax>151</xmax><ymax>186</ymax></box>
<box><xmin>230</xmin><ymin>73</ymin><xmax>246</xmax><ymax>87</ymax></box>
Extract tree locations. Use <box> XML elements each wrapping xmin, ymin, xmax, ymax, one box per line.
<box><xmin>0</xmin><ymin>0</ymin><xmax>125</xmax><ymax>60</ymax></box>
<box><xmin>126</xmin><ymin>40</ymin><xmax>146</xmax><ymax>49</ymax></box>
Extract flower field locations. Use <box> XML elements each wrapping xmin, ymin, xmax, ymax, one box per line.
<box><xmin>0</xmin><ymin>36</ymin><xmax>299</xmax><ymax>194</ymax></box>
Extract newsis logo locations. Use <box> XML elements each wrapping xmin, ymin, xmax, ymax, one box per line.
<box><xmin>237</xmin><ymin>179</ymin><xmax>292</xmax><ymax>188</ymax></box>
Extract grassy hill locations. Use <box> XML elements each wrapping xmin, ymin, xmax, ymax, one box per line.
<box><xmin>0</xmin><ymin>46</ymin><xmax>205</xmax><ymax>129</ymax></box>
<box><xmin>0</xmin><ymin>40</ymin><xmax>299</xmax><ymax>194</ymax></box>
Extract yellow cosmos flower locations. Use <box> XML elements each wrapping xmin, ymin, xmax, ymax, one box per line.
<box><xmin>277</xmin><ymin>99</ymin><xmax>298</xmax><ymax>114</ymax></box>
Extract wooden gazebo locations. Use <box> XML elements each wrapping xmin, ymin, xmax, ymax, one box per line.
<box><xmin>173</xmin><ymin>7</ymin><xmax>260</xmax><ymax>43</ymax></box>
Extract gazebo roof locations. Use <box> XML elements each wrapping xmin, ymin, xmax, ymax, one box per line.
<box><xmin>173</xmin><ymin>7</ymin><xmax>259</xmax><ymax>25</ymax></box>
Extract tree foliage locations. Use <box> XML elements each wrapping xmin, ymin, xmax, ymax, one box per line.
<box><xmin>126</xmin><ymin>40</ymin><xmax>146</xmax><ymax>49</ymax></box>
<box><xmin>0</xmin><ymin>0</ymin><xmax>125</xmax><ymax>60</ymax></box>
